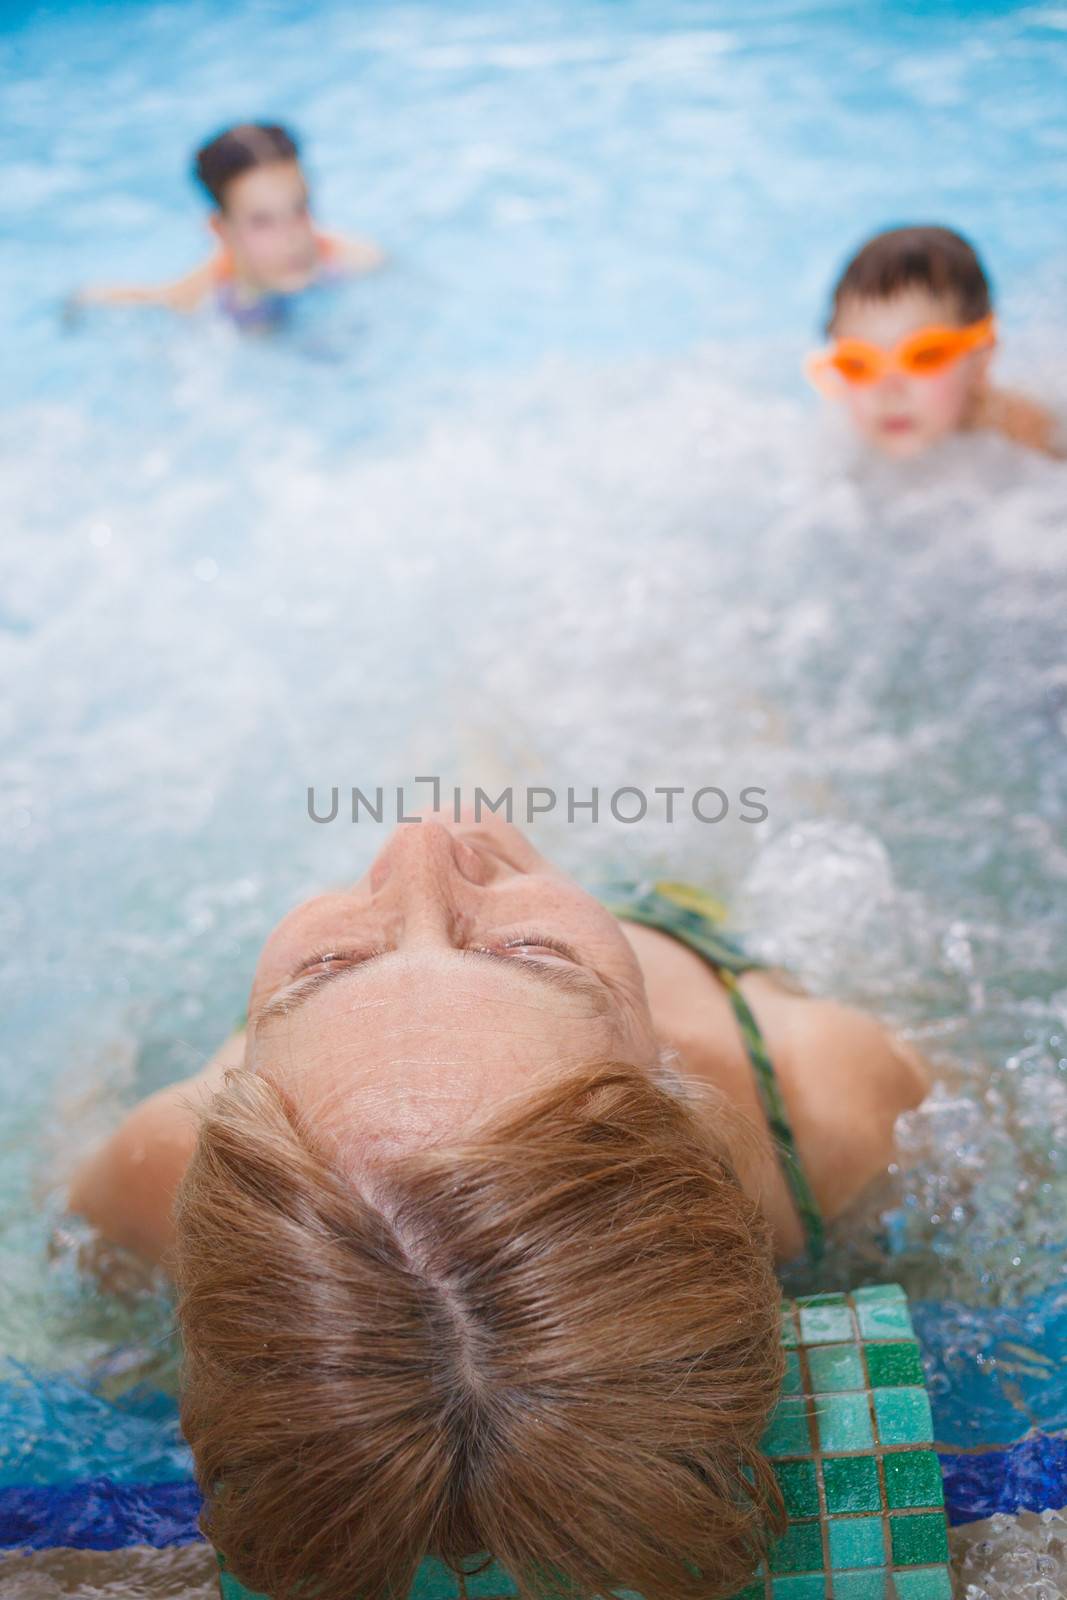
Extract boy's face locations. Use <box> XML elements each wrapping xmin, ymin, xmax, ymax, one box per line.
<box><xmin>213</xmin><ymin>159</ymin><xmax>319</xmax><ymax>293</ymax></box>
<box><xmin>829</xmin><ymin>288</ymin><xmax>993</xmax><ymax>459</ymax></box>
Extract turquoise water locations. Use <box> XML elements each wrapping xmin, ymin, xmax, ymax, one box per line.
<box><xmin>1</xmin><ymin>2</ymin><xmax>1067</xmax><ymax>1593</ymax></box>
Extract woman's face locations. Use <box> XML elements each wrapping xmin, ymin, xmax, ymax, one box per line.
<box><xmin>244</xmin><ymin>813</ymin><xmax>661</xmax><ymax>1163</ymax></box>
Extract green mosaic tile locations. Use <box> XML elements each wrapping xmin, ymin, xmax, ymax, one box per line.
<box><xmin>827</xmin><ymin>1517</ymin><xmax>884</xmax><ymax>1570</ymax></box>
<box><xmin>219</xmin><ymin>1569</ymin><xmax>269</xmax><ymax>1600</ymax></box>
<box><xmin>409</xmin><ymin>1557</ymin><xmax>463</xmax><ymax>1600</ymax></box>
<box><xmin>856</xmin><ymin>1295</ymin><xmax>914</xmax><ymax>1341</ymax></box>
<box><xmin>831</xmin><ymin>1574</ymin><xmax>892</xmax><ymax>1599</ymax></box>
<box><xmin>770</xmin><ymin>1577</ymin><xmax>828</xmax><ymax>1599</ymax></box>
<box><xmin>463</xmin><ymin>1560</ymin><xmax>519</xmax><ymax>1596</ymax></box>
<box><xmin>775</xmin><ymin>1458</ymin><xmax>820</xmax><ymax>1519</ymax></box>
<box><xmin>814</xmin><ymin>1392</ymin><xmax>874</xmax><ymax>1453</ymax></box>
<box><xmin>768</xmin><ymin>1520</ymin><xmax>824</xmax><ymax>1574</ymax></box>
<box><xmin>799</xmin><ymin>1302</ymin><xmax>854</xmax><ymax>1345</ymax></box>
<box><xmin>852</xmin><ymin>1284</ymin><xmax>906</xmax><ymax>1305</ymax></box>
<box><xmin>889</xmin><ymin>1514</ymin><xmax>950</xmax><ymax>1568</ymax></box>
<box><xmin>873</xmin><ymin>1388</ymin><xmax>933</xmax><ymax>1447</ymax></box>
<box><xmin>808</xmin><ymin>1344</ymin><xmax>865</xmax><ymax>1393</ymax></box>
<box><xmin>891</xmin><ymin>1569</ymin><xmax>953</xmax><ymax>1599</ymax></box>
<box><xmin>822</xmin><ymin>1454</ymin><xmax>882</xmax><ymax>1514</ymax></box>
<box><xmin>761</xmin><ymin>1395</ymin><xmax>813</xmax><ymax>1457</ymax></box>
<box><xmin>864</xmin><ymin>1343</ymin><xmax>925</xmax><ymax>1388</ymax></box>
<box><xmin>221</xmin><ymin>1285</ymin><xmax>951</xmax><ymax>1600</ymax></box>
<box><xmin>883</xmin><ymin>1450</ymin><xmax>944</xmax><ymax>1511</ymax></box>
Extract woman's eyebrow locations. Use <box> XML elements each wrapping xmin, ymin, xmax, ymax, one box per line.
<box><xmin>250</xmin><ymin>947</ymin><xmax>612</xmax><ymax>1035</ymax></box>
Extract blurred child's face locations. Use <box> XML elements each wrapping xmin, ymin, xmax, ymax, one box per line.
<box><xmin>214</xmin><ymin>159</ymin><xmax>319</xmax><ymax>293</ymax></box>
<box><xmin>829</xmin><ymin>288</ymin><xmax>992</xmax><ymax>459</ymax></box>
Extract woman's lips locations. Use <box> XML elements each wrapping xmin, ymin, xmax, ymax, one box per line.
<box><xmin>880</xmin><ymin>415</ymin><xmax>917</xmax><ymax>433</ymax></box>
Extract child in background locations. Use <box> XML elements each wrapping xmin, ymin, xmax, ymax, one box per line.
<box><xmin>807</xmin><ymin>225</ymin><xmax>1063</xmax><ymax>460</ymax></box>
<box><xmin>75</xmin><ymin>122</ymin><xmax>384</xmax><ymax>327</ymax></box>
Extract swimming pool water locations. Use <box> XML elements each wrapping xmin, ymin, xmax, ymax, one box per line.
<box><xmin>1</xmin><ymin>1</ymin><xmax>1066</xmax><ymax>1594</ymax></box>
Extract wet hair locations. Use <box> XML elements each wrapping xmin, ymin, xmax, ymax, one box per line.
<box><xmin>826</xmin><ymin>225</ymin><xmax>993</xmax><ymax>334</ymax></box>
<box><xmin>174</xmin><ymin>1059</ymin><xmax>785</xmax><ymax>1600</ymax></box>
<box><xmin>193</xmin><ymin>122</ymin><xmax>300</xmax><ymax>209</ymax></box>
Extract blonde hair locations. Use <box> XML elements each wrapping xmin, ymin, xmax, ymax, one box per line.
<box><xmin>173</xmin><ymin>1059</ymin><xmax>785</xmax><ymax>1600</ymax></box>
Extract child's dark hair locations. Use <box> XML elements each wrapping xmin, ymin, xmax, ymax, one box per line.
<box><xmin>826</xmin><ymin>225</ymin><xmax>993</xmax><ymax>335</ymax></box>
<box><xmin>193</xmin><ymin>123</ymin><xmax>300</xmax><ymax>208</ymax></box>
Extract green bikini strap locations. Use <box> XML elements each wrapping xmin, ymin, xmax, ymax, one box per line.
<box><xmin>603</xmin><ymin>883</ymin><xmax>826</xmax><ymax>1267</ymax></box>
<box><xmin>712</xmin><ymin>965</ymin><xmax>826</xmax><ymax>1266</ymax></box>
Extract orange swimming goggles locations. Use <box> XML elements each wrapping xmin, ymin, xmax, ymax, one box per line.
<box><xmin>805</xmin><ymin>313</ymin><xmax>997</xmax><ymax>390</ymax></box>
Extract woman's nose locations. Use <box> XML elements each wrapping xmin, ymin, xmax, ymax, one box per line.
<box><xmin>368</xmin><ymin>819</ymin><xmax>493</xmax><ymax>922</ymax></box>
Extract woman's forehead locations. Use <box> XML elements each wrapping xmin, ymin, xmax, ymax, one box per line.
<box><xmin>248</xmin><ymin>956</ymin><xmax>622</xmax><ymax>1159</ymax></box>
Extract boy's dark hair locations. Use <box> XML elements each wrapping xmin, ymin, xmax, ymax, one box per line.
<box><xmin>826</xmin><ymin>225</ymin><xmax>993</xmax><ymax>334</ymax></box>
<box><xmin>193</xmin><ymin>123</ymin><xmax>300</xmax><ymax>208</ymax></box>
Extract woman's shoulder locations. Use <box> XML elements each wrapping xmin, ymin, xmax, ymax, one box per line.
<box><xmin>774</xmin><ymin>995</ymin><xmax>931</xmax><ymax>1218</ymax></box>
<box><xmin>65</xmin><ymin>1027</ymin><xmax>247</xmax><ymax>1268</ymax></box>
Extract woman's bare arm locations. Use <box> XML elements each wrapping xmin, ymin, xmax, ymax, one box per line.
<box><xmin>782</xmin><ymin>997</ymin><xmax>932</xmax><ymax>1222</ymax></box>
<box><xmin>66</xmin><ymin>1027</ymin><xmax>246</xmax><ymax>1268</ymax></box>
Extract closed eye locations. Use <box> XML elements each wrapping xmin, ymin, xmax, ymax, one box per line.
<box><xmin>472</xmin><ymin>931</ymin><xmax>581</xmax><ymax>962</ymax></box>
<box><xmin>294</xmin><ymin>945</ymin><xmax>385</xmax><ymax>976</ymax></box>
<box><xmin>250</xmin><ymin>936</ymin><xmax>609</xmax><ymax>1032</ymax></box>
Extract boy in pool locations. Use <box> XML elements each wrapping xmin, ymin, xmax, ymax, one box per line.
<box><xmin>75</xmin><ymin>122</ymin><xmax>384</xmax><ymax>325</ymax></box>
<box><xmin>807</xmin><ymin>224</ymin><xmax>1064</xmax><ymax>459</ymax></box>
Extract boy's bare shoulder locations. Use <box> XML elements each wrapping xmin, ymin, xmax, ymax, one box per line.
<box><xmin>319</xmin><ymin>229</ymin><xmax>387</xmax><ymax>273</ymax></box>
<box><xmin>971</xmin><ymin>384</ymin><xmax>1067</xmax><ymax>459</ymax></box>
